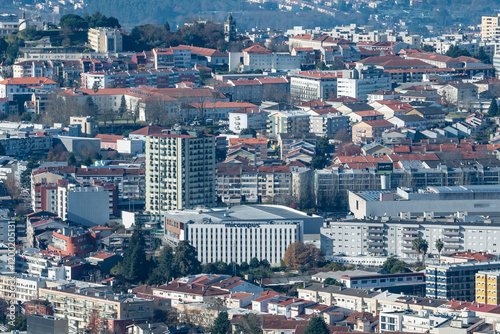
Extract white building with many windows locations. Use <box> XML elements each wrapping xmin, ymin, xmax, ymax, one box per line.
<box><xmin>163</xmin><ymin>205</ymin><xmax>323</xmax><ymax>265</ymax></box>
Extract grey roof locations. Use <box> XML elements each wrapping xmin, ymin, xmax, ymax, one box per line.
<box><xmin>300</xmin><ymin>282</ymin><xmax>380</xmax><ymax>298</ymax></box>
<box><xmin>163</xmin><ymin>205</ymin><xmax>322</xmax><ymax>224</ymax></box>
<box><xmin>414</xmin><ymin>107</ymin><xmax>445</xmax><ymax>116</ymax></box>
<box><xmin>391</xmin><ymin>114</ymin><xmax>427</xmax><ymax>123</ymax></box>
<box><xmin>448</xmin><ymin>83</ymin><xmax>478</xmax><ymax>90</ymax></box>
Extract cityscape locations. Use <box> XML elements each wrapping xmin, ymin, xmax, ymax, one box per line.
<box><xmin>3</xmin><ymin>1</ymin><xmax>500</xmax><ymax>334</ymax></box>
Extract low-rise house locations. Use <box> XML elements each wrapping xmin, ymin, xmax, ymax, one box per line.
<box><xmin>151</xmin><ymin>281</ymin><xmax>230</xmax><ymax>306</ymax></box>
<box><xmin>388</xmin><ymin>115</ymin><xmax>428</xmax><ymax>130</ymax></box>
<box><xmin>352</xmin><ymin>120</ymin><xmax>394</xmax><ymax>143</ymax></box>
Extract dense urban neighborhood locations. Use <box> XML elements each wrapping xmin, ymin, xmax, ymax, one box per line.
<box><xmin>4</xmin><ymin>1</ymin><xmax>500</xmax><ymax>334</ymax></box>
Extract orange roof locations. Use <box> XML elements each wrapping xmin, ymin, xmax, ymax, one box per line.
<box><xmin>188</xmin><ymin>102</ymin><xmax>257</xmax><ymax>109</ymax></box>
<box><xmin>356</xmin><ymin>119</ymin><xmax>393</xmax><ymax>127</ymax></box>
<box><xmin>130</xmin><ymin>125</ymin><xmax>166</xmax><ymax>136</ymax></box>
<box><xmin>353</xmin><ymin>110</ymin><xmax>383</xmax><ymax>117</ymax></box>
<box><xmin>0</xmin><ymin>77</ymin><xmax>56</xmax><ymax>85</ymax></box>
<box><xmin>95</xmin><ymin>134</ymin><xmax>125</xmax><ymax>143</ymax></box>
<box><xmin>229</xmin><ymin>138</ymin><xmax>268</xmax><ymax>145</ymax></box>
<box><xmin>243</xmin><ymin>45</ymin><xmax>272</xmax><ymax>54</ymax></box>
<box><xmin>295</xmin><ymin>71</ymin><xmax>342</xmax><ymax>79</ymax></box>
<box><xmin>59</xmin><ymin>88</ymin><xmax>131</xmax><ymax>96</ymax></box>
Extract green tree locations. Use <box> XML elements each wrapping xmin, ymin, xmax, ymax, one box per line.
<box><xmin>445</xmin><ymin>45</ymin><xmax>471</xmax><ymax>58</ymax></box>
<box><xmin>260</xmin><ymin>259</ymin><xmax>270</xmax><ymax>268</ymax></box>
<box><xmin>310</xmin><ymin>155</ymin><xmax>328</xmax><ymax>170</ymax></box>
<box><xmin>8</xmin><ymin>315</ymin><xmax>27</xmax><ymax>331</ymax></box>
<box><xmin>240</xmin><ymin>127</ymin><xmax>257</xmax><ymax>137</ymax></box>
<box><xmin>59</xmin><ymin>14</ymin><xmax>88</xmax><ymax>30</ymax></box>
<box><xmin>212</xmin><ymin>311</ymin><xmax>231</xmax><ymax>334</ymax></box>
<box><xmin>20</xmin><ymin>157</ymin><xmax>38</xmax><ymax>189</ymax></box>
<box><xmin>421</xmin><ymin>239</ymin><xmax>429</xmax><ymax>265</ymax></box>
<box><xmin>435</xmin><ymin>239</ymin><xmax>444</xmax><ymax>263</ymax></box>
<box><xmin>250</xmin><ymin>257</ymin><xmax>260</xmax><ymax>268</ymax></box>
<box><xmin>149</xmin><ymin>245</ymin><xmax>174</xmax><ymax>285</ymax></box>
<box><xmin>316</xmin><ymin>61</ymin><xmax>327</xmax><ymax>70</ymax></box>
<box><xmin>304</xmin><ymin>315</ymin><xmax>329</xmax><ymax>334</ymax></box>
<box><xmin>412</xmin><ymin>237</ymin><xmax>428</xmax><ymax>264</ymax></box>
<box><xmin>173</xmin><ymin>240</ymin><xmax>201</xmax><ymax>277</ymax></box>
<box><xmin>67</xmin><ymin>153</ymin><xmax>78</xmax><ymax>166</ymax></box>
<box><xmin>82</xmin><ymin>157</ymin><xmax>93</xmax><ymax>166</ymax></box>
<box><xmin>422</xmin><ymin>45</ymin><xmax>436</xmax><ymax>52</ymax></box>
<box><xmin>488</xmin><ymin>98</ymin><xmax>498</xmax><ymax>117</ymax></box>
<box><xmin>118</xmin><ymin>95</ymin><xmax>127</xmax><ymax>119</ymax></box>
<box><xmin>164</xmin><ymin>20</ymin><xmax>171</xmax><ymax>31</ymax></box>
<box><xmin>119</xmin><ymin>223</ymin><xmax>149</xmax><ymax>282</ymax></box>
<box><xmin>475</xmin><ymin>47</ymin><xmax>490</xmax><ymax>64</ymax></box>
<box><xmin>382</xmin><ymin>256</ymin><xmax>410</xmax><ymax>273</ymax></box>
<box><xmin>323</xmin><ymin>277</ymin><xmax>342</xmax><ymax>286</ymax></box>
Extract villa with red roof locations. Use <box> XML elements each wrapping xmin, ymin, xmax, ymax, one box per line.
<box><xmin>0</xmin><ymin>77</ymin><xmax>57</xmax><ymax>100</ymax></box>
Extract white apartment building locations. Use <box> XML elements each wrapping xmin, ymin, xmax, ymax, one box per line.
<box><xmin>0</xmin><ymin>274</ymin><xmax>47</xmax><ymax>304</ymax></box>
<box><xmin>146</xmin><ymin>131</ymin><xmax>216</xmax><ymax>215</ymax></box>
<box><xmin>290</xmin><ymin>71</ymin><xmax>343</xmax><ymax>101</ymax></box>
<box><xmin>57</xmin><ymin>184</ymin><xmax>110</xmax><ymax>226</ymax></box>
<box><xmin>0</xmin><ymin>274</ymin><xmax>46</xmax><ymax>304</ymax></box>
<box><xmin>309</xmin><ymin>113</ymin><xmax>350</xmax><ymax>138</ymax></box>
<box><xmin>349</xmin><ymin>186</ymin><xmax>500</xmax><ymax>219</ymax></box>
<box><xmin>88</xmin><ymin>28</ymin><xmax>123</xmax><ymax>53</ymax></box>
<box><xmin>0</xmin><ymin>14</ymin><xmax>18</xmax><ymax>36</ymax></box>
<box><xmin>379</xmin><ymin>310</ymin><xmax>450</xmax><ymax>333</ymax></box>
<box><xmin>0</xmin><ymin>77</ymin><xmax>57</xmax><ymax>100</ymax></box>
<box><xmin>228</xmin><ymin>108</ymin><xmax>269</xmax><ymax>134</ymax></box>
<box><xmin>337</xmin><ymin>67</ymin><xmax>392</xmax><ymax>100</ymax></box>
<box><xmin>229</xmin><ymin>45</ymin><xmax>300</xmax><ymax>72</ymax></box>
<box><xmin>321</xmin><ymin>215</ymin><xmax>500</xmax><ymax>259</ymax></box>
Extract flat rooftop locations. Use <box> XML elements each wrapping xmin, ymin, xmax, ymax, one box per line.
<box><xmin>163</xmin><ymin>205</ymin><xmax>322</xmax><ymax>224</ymax></box>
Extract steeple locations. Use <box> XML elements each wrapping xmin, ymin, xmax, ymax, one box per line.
<box><xmin>224</xmin><ymin>12</ymin><xmax>236</xmax><ymax>42</ymax></box>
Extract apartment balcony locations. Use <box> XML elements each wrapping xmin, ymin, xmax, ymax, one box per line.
<box><xmin>402</xmin><ymin>236</ymin><xmax>416</xmax><ymax>241</ymax></box>
<box><xmin>367</xmin><ymin>227</ymin><xmax>383</xmax><ymax>234</ymax></box>
<box><xmin>367</xmin><ymin>234</ymin><xmax>384</xmax><ymax>240</ymax></box>
<box><xmin>443</xmin><ymin>231</ymin><xmax>460</xmax><ymax>236</ymax></box>
<box><xmin>443</xmin><ymin>237</ymin><xmax>460</xmax><ymax>243</ymax></box>
<box><xmin>368</xmin><ymin>248</ymin><xmax>385</xmax><ymax>254</ymax></box>
<box><xmin>367</xmin><ymin>241</ymin><xmax>384</xmax><ymax>247</ymax></box>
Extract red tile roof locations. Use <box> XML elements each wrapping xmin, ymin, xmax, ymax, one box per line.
<box><xmin>129</xmin><ymin>125</ymin><xmax>166</xmax><ymax>136</ymax></box>
<box><xmin>243</xmin><ymin>45</ymin><xmax>272</xmax><ymax>54</ymax></box>
<box><xmin>0</xmin><ymin>77</ymin><xmax>56</xmax><ymax>85</ymax></box>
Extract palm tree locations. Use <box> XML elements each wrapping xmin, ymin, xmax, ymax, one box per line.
<box><xmin>421</xmin><ymin>239</ymin><xmax>429</xmax><ymax>266</ymax></box>
<box><xmin>435</xmin><ymin>239</ymin><xmax>444</xmax><ymax>263</ymax></box>
<box><xmin>412</xmin><ymin>238</ymin><xmax>423</xmax><ymax>263</ymax></box>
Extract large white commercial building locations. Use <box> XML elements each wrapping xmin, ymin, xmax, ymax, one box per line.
<box><xmin>321</xmin><ymin>215</ymin><xmax>500</xmax><ymax>258</ymax></box>
<box><xmin>163</xmin><ymin>205</ymin><xmax>324</xmax><ymax>265</ymax></box>
<box><xmin>349</xmin><ymin>186</ymin><xmax>500</xmax><ymax>219</ymax></box>
<box><xmin>337</xmin><ymin>67</ymin><xmax>392</xmax><ymax>100</ymax></box>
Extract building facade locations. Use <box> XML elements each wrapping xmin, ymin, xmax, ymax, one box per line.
<box><xmin>426</xmin><ymin>261</ymin><xmax>500</xmax><ymax>301</ymax></box>
<box><xmin>145</xmin><ymin>131</ymin><xmax>216</xmax><ymax>215</ymax></box>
